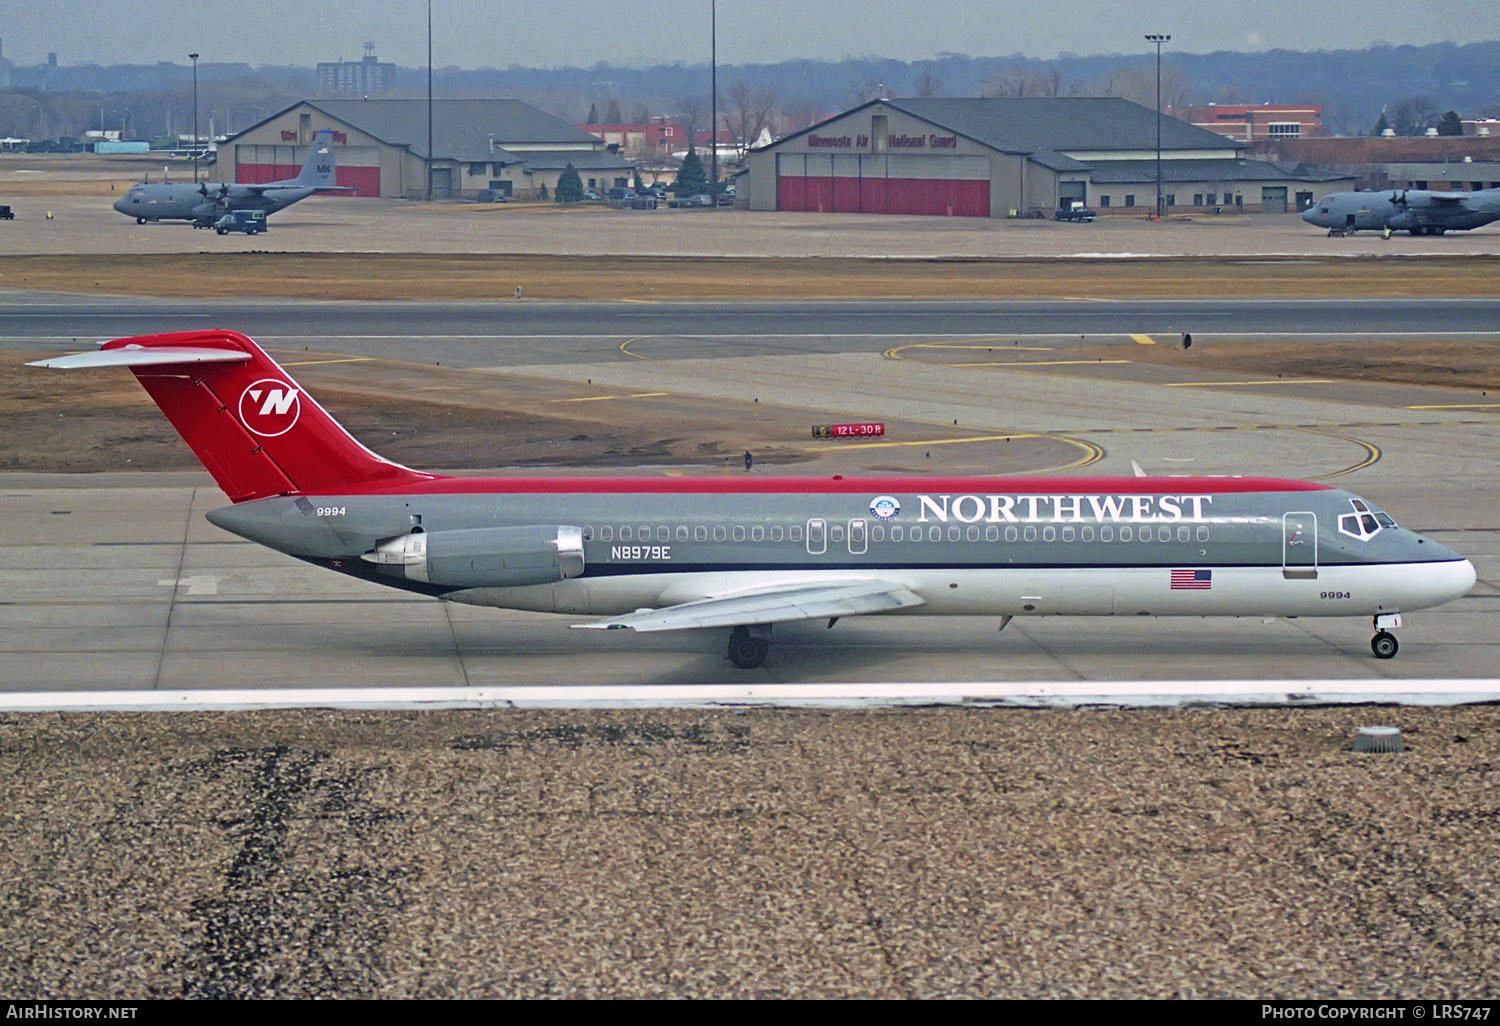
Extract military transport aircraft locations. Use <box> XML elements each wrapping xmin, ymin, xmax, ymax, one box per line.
<box><xmin>1302</xmin><ymin>187</ymin><xmax>1500</xmax><ymax>235</ymax></box>
<box><xmin>113</xmin><ymin>130</ymin><xmax>346</xmax><ymax>227</ymax></box>
<box><xmin>30</xmin><ymin>330</ymin><xmax>1475</xmax><ymax>668</ymax></box>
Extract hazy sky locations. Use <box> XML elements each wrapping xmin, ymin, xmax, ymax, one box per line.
<box><xmin>2</xmin><ymin>1</ymin><xmax>1494</xmax><ymax>68</ymax></box>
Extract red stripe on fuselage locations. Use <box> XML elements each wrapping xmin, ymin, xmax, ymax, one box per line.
<box><xmin>328</xmin><ymin>475</ymin><xmax>1333</xmax><ymax>498</ymax></box>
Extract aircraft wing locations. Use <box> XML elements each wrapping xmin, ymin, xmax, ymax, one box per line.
<box><xmin>1420</xmin><ymin>193</ymin><xmax>1468</xmax><ymax>205</ymax></box>
<box><xmin>231</xmin><ymin>182</ymin><xmax>356</xmax><ymax>193</ymax></box>
<box><xmin>574</xmin><ymin>580</ymin><xmax>926</xmax><ymax>632</ymax></box>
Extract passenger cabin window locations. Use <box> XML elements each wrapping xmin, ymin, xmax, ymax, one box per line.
<box><xmin>806</xmin><ymin>518</ymin><xmax>826</xmax><ymax>554</ymax></box>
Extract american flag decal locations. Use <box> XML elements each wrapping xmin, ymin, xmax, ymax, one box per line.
<box><xmin>1171</xmin><ymin>568</ymin><xmax>1213</xmax><ymax>590</ymax></box>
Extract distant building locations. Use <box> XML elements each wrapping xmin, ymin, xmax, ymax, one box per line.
<box><xmin>1172</xmin><ymin>103</ymin><xmax>1324</xmax><ymax>143</ymax></box>
<box><xmin>746</xmin><ymin>96</ymin><xmax>1351</xmax><ymax>218</ymax></box>
<box><xmin>219</xmin><ymin>98</ymin><xmax>634</xmax><ymax>200</ymax></box>
<box><xmin>1462</xmin><ymin>118</ymin><xmax>1500</xmax><ymax>138</ymax></box>
<box><xmin>316</xmin><ymin>48</ymin><xmax>397</xmax><ymax>98</ymax></box>
<box><xmin>577</xmin><ymin>118</ymin><xmax>683</xmax><ymax>158</ymax></box>
<box><xmin>1253</xmin><ymin>136</ymin><xmax>1500</xmax><ymax>192</ymax></box>
<box><xmin>0</xmin><ymin>36</ymin><xmax>11</xmax><ymax>90</ymax></box>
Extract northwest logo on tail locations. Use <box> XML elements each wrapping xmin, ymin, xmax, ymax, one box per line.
<box><xmin>239</xmin><ymin>379</ymin><xmax>301</xmax><ymax>436</ymax></box>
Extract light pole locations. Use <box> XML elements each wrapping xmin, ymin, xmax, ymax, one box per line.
<box><xmin>188</xmin><ymin>52</ymin><xmax>199</xmax><ymax>183</ymax></box>
<box><xmin>426</xmin><ymin>0</ymin><xmax>433</xmax><ymax>201</ymax></box>
<box><xmin>1144</xmin><ymin>33</ymin><xmax>1169</xmax><ymax>219</ymax></box>
<box><xmin>710</xmin><ymin>0</ymin><xmax>717</xmax><ymax>209</ymax></box>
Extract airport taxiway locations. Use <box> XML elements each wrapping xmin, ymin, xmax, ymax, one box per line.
<box><xmin>5</xmin><ymin>317</ymin><xmax>1497</xmax><ymax>691</ymax></box>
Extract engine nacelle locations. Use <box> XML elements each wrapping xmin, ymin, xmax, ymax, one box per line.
<box><xmin>360</xmin><ymin>525</ymin><xmax>585</xmax><ymax>588</ymax></box>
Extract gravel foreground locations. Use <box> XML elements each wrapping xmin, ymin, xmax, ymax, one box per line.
<box><xmin>1</xmin><ymin>706</ymin><xmax>1496</xmax><ymax>999</ymax></box>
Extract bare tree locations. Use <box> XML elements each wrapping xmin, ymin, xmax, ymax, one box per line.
<box><xmin>675</xmin><ymin>94</ymin><xmax>705</xmax><ymax>153</ymax></box>
<box><xmin>725</xmin><ymin>79</ymin><xmax>780</xmax><ymax>156</ymax></box>
<box><xmin>914</xmin><ymin>68</ymin><xmax>943</xmax><ymax>97</ymax></box>
<box><xmin>845</xmin><ymin>78</ymin><xmax>883</xmax><ymax>106</ymax></box>
<box><xmin>981</xmin><ymin>63</ymin><xmax>1062</xmax><ymax>98</ymax></box>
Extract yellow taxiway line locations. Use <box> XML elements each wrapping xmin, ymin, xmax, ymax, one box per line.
<box><xmin>1129</xmin><ymin>333</ymin><xmax>1156</xmax><ymax>345</ymax></box>
<box><xmin>1404</xmin><ymin>403</ymin><xmax>1500</xmax><ymax>410</ymax></box>
<box><xmin>277</xmin><ymin>356</ymin><xmax>376</xmax><ymax>367</ymax></box>
<box><xmin>549</xmin><ymin>392</ymin><xmax>669</xmax><ymax>403</ymax></box>
<box><xmin>1164</xmin><ymin>379</ymin><xmax>1334</xmax><ymax>388</ymax></box>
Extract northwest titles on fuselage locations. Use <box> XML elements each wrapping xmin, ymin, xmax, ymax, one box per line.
<box><xmin>913</xmin><ymin>493</ymin><xmax>1213</xmax><ymax>524</ymax></box>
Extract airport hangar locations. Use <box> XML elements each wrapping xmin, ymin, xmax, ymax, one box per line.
<box><xmin>744</xmin><ymin>96</ymin><xmax>1355</xmax><ymax>218</ymax></box>
<box><xmin>215</xmin><ymin>98</ymin><xmax>635</xmax><ymax>200</ymax></box>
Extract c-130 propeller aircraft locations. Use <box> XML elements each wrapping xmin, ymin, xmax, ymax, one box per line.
<box><xmin>30</xmin><ymin>330</ymin><xmax>1475</xmax><ymax>668</ymax></box>
<box><xmin>113</xmin><ymin>130</ymin><xmax>347</xmax><ymax>227</ymax></box>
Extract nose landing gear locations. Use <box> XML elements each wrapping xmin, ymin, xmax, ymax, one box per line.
<box><xmin>727</xmin><ymin>624</ymin><xmax>771</xmax><ymax>669</ymax></box>
<box><xmin>1371</xmin><ymin>612</ymin><xmax>1403</xmax><ymax>659</ymax></box>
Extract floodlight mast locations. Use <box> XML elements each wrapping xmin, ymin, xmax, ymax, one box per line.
<box><xmin>1145</xmin><ymin>33</ymin><xmax>1171</xmax><ymax>220</ymax></box>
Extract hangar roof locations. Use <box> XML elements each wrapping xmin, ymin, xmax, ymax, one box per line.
<box><xmin>238</xmin><ymin>99</ymin><xmax>607</xmax><ymax>162</ymax></box>
<box><xmin>1026</xmin><ymin>149</ymin><xmax>1092</xmax><ymax>172</ymax></box>
<box><xmin>506</xmin><ymin>149</ymin><xmax>634</xmax><ymax>172</ymax></box>
<box><xmin>1084</xmin><ymin>157</ymin><xmax>1357</xmax><ymax>184</ymax></box>
<box><xmin>884</xmin><ymin>97</ymin><xmax>1244</xmax><ymax>155</ymax></box>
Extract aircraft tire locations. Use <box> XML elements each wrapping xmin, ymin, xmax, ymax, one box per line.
<box><xmin>1371</xmin><ymin>631</ymin><xmax>1399</xmax><ymax>659</ymax></box>
<box><xmin>136</xmin><ymin>217</ymin><xmax>146</xmax><ymax>224</ymax></box>
<box><xmin>727</xmin><ymin>630</ymin><xmax>769</xmax><ymax>669</ymax></box>
<box><xmin>216</xmin><ymin>228</ymin><xmax>227</xmax><ymax>235</ymax></box>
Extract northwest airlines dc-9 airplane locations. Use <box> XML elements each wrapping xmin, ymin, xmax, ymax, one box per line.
<box><xmin>30</xmin><ymin>331</ymin><xmax>1475</xmax><ymax>668</ymax></box>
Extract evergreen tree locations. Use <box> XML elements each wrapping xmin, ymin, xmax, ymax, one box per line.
<box><xmin>632</xmin><ymin>167</ymin><xmax>644</xmax><ymax>192</ymax></box>
<box><xmin>606</xmin><ymin>99</ymin><xmax>623</xmax><ymax>123</ymax></box>
<box><xmin>675</xmin><ymin>145</ymin><xmax>707</xmax><ymax>195</ymax></box>
<box><xmin>1372</xmin><ymin>112</ymin><xmax>1390</xmax><ymax>136</ymax></box>
<box><xmin>556</xmin><ymin>163</ymin><xmax>583</xmax><ymax>203</ymax></box>
<box><xmin>586</xmin><ymin>102</ymin><xmax>599</xmax><ymax>125</ymax></box>
<box><xmin>1438</xmin><ymin>110</ymin><xmax>1463</xmax><ymax>136</ymax></box>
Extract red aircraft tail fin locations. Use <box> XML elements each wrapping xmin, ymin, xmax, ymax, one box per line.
<box><xmin>30</xmin><ymin>330</ymin><xmax>436</xmax><ymax>502</ymax></box>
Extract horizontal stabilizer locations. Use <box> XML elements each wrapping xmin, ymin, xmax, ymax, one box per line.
<box><xmin>574</xmin><ymin>580</ymin><xmax>925</xmax><ymax>632</ymax></box>
<box><xmin>28</xmin><ymin>346</ymin><xmax>253</xmax><ymax>369</ymax></box>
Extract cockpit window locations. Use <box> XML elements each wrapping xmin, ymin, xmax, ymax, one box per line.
<box><xmin>1338</xmin><ymin>498</ymin><xmax>1397</xmax><ymax>541</ymax></box>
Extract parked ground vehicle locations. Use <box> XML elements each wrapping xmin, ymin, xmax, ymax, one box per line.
<box><xmin>213</xmin><ymin>210</ymin><xmax>268</xmax><ymax>235</ymax></box>
<box><xmin>1055</xmin><ymin>203</ymin><xmax>1097</xmax><ymax>222</ymax></box>
<box><xmin>0</xmin><ymin>204</ymin><xmax>14</xmax><ymax>220</ymax></box>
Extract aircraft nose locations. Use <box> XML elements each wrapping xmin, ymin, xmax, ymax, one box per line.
<box><xmin>112</xmin><ymin>197</ymin><xmax>130</xmax><ymax>215</ymax></box>
<box><xmin>1451</xmin><ymin>558</ymin><xmax>1478</xmax><ymax>599</ymax></box>
<box><xmin>1301</xmin><ymin>207</ymin><xmax>1320</xmax><ymax>225</ymax></box>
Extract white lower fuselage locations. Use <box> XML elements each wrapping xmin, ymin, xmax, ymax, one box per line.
<box><xmin>451</xmin><ymin>560</ymin><xmax>1476</xmax><ymax>621</ymax></box>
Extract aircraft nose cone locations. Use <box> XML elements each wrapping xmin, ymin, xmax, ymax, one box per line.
<box><xmin>113</xmin><ymin>197</ymin><xmax>130</xmax><ymax>215</ymax></box>
<box><xmin>1301</xmin><ymin>207</ymin><xmax>1320</xmax><ymax>225</ymax></box>
<box><xmin>1452</xmin><ymin>558</ymin><xmax>1478</xmax><ymax>599</ymax></box>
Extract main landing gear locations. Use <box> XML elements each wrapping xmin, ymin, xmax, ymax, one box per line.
<box><xmin>1371</xmin><ymin>613</ymin><xmax>1403</xmax><ymax>660</ymax></box>
<box><xmin>727</xmin><ymin>624</ymin><xmax>771</xmax><ymax>669</ymax></box>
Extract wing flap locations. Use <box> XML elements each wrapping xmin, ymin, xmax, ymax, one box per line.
<box><xmin>28</xmin><ymin>346</ymin><xmax>253</xmax><ymax>369</ymax></box>
<box><xmin>575</xmin><ymin>580</ymin><xmax>925</xmax><ymax>632</ymax></box>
